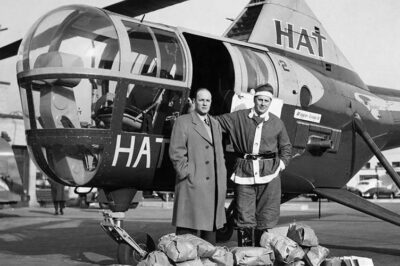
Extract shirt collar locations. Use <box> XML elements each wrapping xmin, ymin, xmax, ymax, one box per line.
<box><xmin>196</xmin><ymin>112</ymin><xmax>208</xmax><ymax>119</ymax></box>
<box><xmin>196</xmin><ymin>112</ymin><xmax>209</xmax><ymax>123</ymax></box>
<box><xmin>248</xmin><ymin>108</ymin><xmax>269</xmax><ymax>121</ymax></box>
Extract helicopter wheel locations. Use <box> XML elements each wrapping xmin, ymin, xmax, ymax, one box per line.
<box><xmin>117</xmin><ymin>232</ymin><xmax>155</xmax><ymax>265</ymax></box>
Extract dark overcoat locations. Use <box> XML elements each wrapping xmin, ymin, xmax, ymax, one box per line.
<box><xmin>49</xmin><ymin>179</ymin><xmax>66</xmax><ymax>201</ymax></box>
<box><xmin>169</xmin><ymin>112</ymin><xmax>227</xmax><ymax>231</ymax></box>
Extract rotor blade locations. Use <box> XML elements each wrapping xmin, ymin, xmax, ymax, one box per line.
<box><xmin>314</xmin><ymin>188</ymin><xmax>400</xmax><ymax>226</ymax></box>
<box><xmin>0</xmin><ymin>40</ymin><xmax>21</xmax><ymax>60</ymax></box>
<box><xmin>104</xmin><ymin>0</ymin><xmax>188</xmax><ymax>17</ymax></box>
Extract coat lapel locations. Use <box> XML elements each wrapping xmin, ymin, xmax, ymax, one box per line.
<box><xmin>191</xmin><ymin>112</ymin><xmax>212</xmax><ymax>144</ymax></box>
<box><xmin>210</xmin><ymin>117</ymin><xmax>220</xmax><ymax>146</ymax></box>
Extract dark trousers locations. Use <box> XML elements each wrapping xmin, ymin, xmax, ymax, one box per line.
<box><xmin>54</xmin><ymin>201</ymin><xmax>65</xmax><ymax>212</ymax></box>
<box><xmin>234</xmin><ymin>176</ymin><xmax>281</xmax><ymax>230</ymax></box>
<box><xmin>176</xmin><ymin>227</ymin><xmax>216</xmax><ymax>245</ymax></box>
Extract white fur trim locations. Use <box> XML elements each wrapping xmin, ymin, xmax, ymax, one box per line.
<box><xmin>230</xmin><ymin>166</ymin><xmax>280</xmax><ymax>185</ymax></box>
<box><xmin>254</xmin><ymin>91</ymin><xmax>273</xmax><ymax>98</ymax></box>
<box><xmin>279</xmin><ymin>159</ymin><xmax>286</xmax><ymax>171</ymax></box>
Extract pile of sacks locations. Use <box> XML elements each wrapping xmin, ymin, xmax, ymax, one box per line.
<box><xmin>138</xmin><ymin>223</ymin><xmax>373</xmax><ymax>266</ymax></box>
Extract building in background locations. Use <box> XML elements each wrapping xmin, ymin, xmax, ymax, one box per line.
<box><xmin>0</xmin><ymin>23</ymin><xmax>40</xmax><ymax>206</ymax></box>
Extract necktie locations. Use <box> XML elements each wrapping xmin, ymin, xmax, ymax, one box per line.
<box><xmin>253</xmin><ymin>116</ymin><xmax>263</xmax><ymax>125</ymax></box>
<box><xmin>204</xmin><ymin>117</ymin><xmax>212</xmax><ymax>142</ymax></box>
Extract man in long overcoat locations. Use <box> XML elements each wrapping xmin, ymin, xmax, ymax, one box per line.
<box><xmin>49</xmin><ymin>178</ymin><xmax>67</xmax><ymax>215</ymax></box>
<box><xmin>169</xmin><ymin>88</ymin><xmax>227</xmax><ymax>244</ymax></box>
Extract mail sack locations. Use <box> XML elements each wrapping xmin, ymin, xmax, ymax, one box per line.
<box><xmin>260</xmin><ymin>232</ymin><xmax>305</xmax><ymax>264</ymax></box>
<box><xmin>184</xmin><ymin>233</ymin><xmax>217</xmax><ymax>258</ymax></box>
<box><xmin>175</xmin><ymin>258</ymin><xmax>204</xmax><ymax>266</ymax></box>
<box><xmin>208</xmin><ymin>246</ymin><xmax>234</xmax><ymax>266</ymax></box>
<box><xmin>287</xmin><ymin>223</ymin><xmax>319</xmax><ymax>247</ymax></box>
<box><xmin>230</xmin><ymin>246</ymin><xmax>274</xmax><ymax>266</ymax></box>
<box><xmin>157</xmin><ymin>233</ymin><xmax>197</xmax><ymax>262</ymax></box>
<box><xmin>137</xmin><ymin>251</ymin><xmax>173</xmax><ymax>266</ymax></box>
<box><xmin>304</xmin><ymin>245</ymin><xmax>329</xmax><ymax>266</ymax></box>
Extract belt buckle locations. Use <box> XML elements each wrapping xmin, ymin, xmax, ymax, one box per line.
<box><xmin>244</xmin><ymin>154</ymin><xmax>256</xmax><ymax>160</ymax></box>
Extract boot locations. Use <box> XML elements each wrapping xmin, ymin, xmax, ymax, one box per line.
<box><xmin>254</xmin><ymin>229</ymin><xmax>267</xmax><ymax>247</ymax></box>
<box><xmin>237</xmin><ymin>228</ymin><xmax>254</xmax><ymax>247</ymax></box>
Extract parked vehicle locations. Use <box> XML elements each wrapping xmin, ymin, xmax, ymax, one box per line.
<box><xmin>355</xmin><ymin>179</ymin><xmax>397</xmax><ymax>199</ymax></box>
<box><xmin>345</xmin><ymin>185</ymin><xmax>362</xmax><ymax>196</ymax></box>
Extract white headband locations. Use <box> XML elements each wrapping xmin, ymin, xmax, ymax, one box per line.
<box><xmin>254</xmin><ymin>91</ymin><xmax>273</xmax><ymax>98</ymax></box>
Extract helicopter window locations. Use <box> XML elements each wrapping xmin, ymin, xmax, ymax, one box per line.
<box><xmin>124</xmin><ymin>84</ymin><xmax>183</xmax><ymax>134</ymax></box>
<box><xmin>21</xmin><ymin>74</ymin><xmax>117</xmax><ymax>130</ymax></box>
<box><xmin>231</xmin><ymin>45</ymin><xmax>277</xmax><ymax>94</ymax></box>
<box><xmin>29</xmin><ymin>7</ymin><xmax>120</xmax><ymax>71</ymax></box>
<box><xmin>123</xmin><ymin>21</ymin><xmax>158</xmax><ymax>77</ymax></box>
<box><xmin>152</xmin><ymin>28</ymin><xmax>185</xmax><ymax>81</ymax></box>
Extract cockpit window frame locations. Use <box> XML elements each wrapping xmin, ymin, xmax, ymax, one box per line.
<box><xmin>17</xmin><ymin>5</ymin><xmax>192</xmax><ymax>135</ymax></box>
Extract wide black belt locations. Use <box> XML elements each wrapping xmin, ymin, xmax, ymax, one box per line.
<box><xmin>235</xmin><ymin>152</ymin><xmax>277</xmax><ymax>160</ymax></box>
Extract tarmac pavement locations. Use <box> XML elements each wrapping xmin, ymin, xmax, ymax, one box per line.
<box><xmin>0</xmin><ymin>198</ymin><xmax>399</xmax><ymax>265</ymax></box>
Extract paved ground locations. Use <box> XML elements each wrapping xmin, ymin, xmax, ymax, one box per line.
<box><xmin>0</xmin><ymin>198</ymin><xmax>400</xmax><ymax>265</ymax></box>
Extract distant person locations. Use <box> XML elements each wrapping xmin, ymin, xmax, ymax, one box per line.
<box><xmin>216</xmin><ymin>84</ymin><xmax>292</xmax><ymax>246</ymax></box>
<box><xmin>169</xmin><ymin>88</ymin><xmax>227</xmax><ymax>244</ymax></box>
<box><xmin>49</xmin><ymin>179</ymin><xmax>66</xmax><ymax>215</ymax></box>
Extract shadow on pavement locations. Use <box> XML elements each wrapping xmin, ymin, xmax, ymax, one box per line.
<box><xmin>0</xmin><ymin>212</ymin><xmax>20</xmax><ymax>218</ymax></box>
<box><xmin>0</xmin><ymin>217</ymin><xmax>172</xmax><ymax>265</ymax></box>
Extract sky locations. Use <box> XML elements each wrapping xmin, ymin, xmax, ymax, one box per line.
<box><xmin>0</xmin><ymin>0</ymin><xmax>399</xmax><ymax>108</ymax></box>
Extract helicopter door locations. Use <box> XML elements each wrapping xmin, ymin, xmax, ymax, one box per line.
<box><xmin>224</xmin><ymin>43</ymin><xmax>279</xmax><ymax>113</ymax></box>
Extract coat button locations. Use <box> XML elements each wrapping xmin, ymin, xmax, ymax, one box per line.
<box><xmin>205</xmin><ymin>145</ymin><xmax>209</xmax><ymax>149</ymax></box>
<box><xmin>206</xmin><ymin>177</ymin><xmax>210</xmax><ymax>180</ymax></box>
<box><xmin>205</xmin><ymin>161</ymin><xmax>209</xmax><ymax>164</ymax></box>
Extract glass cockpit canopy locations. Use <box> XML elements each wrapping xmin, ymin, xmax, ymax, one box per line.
<box><xmin>16</xmin><ymin>5</ymin><xmax>188</xmax><ymax>186</ymax></box>
<box><xmin>17</xmin><ymin>5</ymin><xmax>187</xmax><ymax>78</ymax></box>
<box><xmin>18</xmin><ymin>5</ymin><xmax>121</xmax><ymax>72</ymax></box>
<box><xmin>17</xmin><ymin>5</ymin><xmax>187</xmax><ymax>131</ymax></box>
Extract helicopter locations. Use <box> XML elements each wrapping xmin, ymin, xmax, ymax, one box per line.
<box><xmin>2</xmin><ymin>0</ymin><xmax>400</xmax><ymax>264</ymax></box>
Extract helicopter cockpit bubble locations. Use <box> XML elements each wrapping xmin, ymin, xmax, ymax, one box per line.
<box><xmin>16</xmin><ymin>5</ymin><xmax>189</xmax><ymax>187</ymax></box>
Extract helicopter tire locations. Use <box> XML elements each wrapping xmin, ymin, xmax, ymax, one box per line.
<box><xmin>117</xmin><ymin>232</ymin><xmax>156</xmax><ymax>265</ymax></box>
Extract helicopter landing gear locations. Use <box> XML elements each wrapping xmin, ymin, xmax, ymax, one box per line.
<box><xmin>101</xmin><ymin>211</ymin><xmax>155</xmax><ymax>265</ymax></box>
